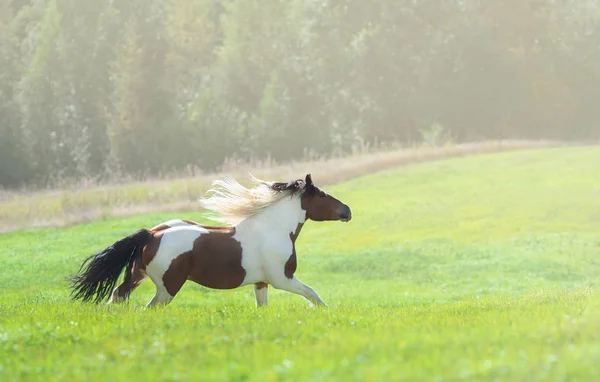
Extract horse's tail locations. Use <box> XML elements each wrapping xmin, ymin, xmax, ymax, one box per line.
<box><xmin>69</xmin><ymin>229</ymin><xmax>152</xmax><ymax>304</ymax></box>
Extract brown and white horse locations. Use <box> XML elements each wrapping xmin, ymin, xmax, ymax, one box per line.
<box><xmin>69</xmin><ymin>174</ymin><xmax>352</xmax><ymax>308</ymax></box>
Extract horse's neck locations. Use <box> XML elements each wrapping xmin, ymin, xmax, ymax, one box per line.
<box><xmin>237</xmin><ymin>195</ymin><xmax>306</xmax><ymax>239</ymax></box>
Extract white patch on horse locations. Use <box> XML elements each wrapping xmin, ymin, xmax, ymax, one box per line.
<box><xmin>232</xmin><ymin>193</ymin><xmax>326</xmax><ymax>306</ymax></box>
<box><xmin>145</xmin><ymin>226</ymin><xmax>208</xmax><ymax>304</ymax></box>
<box><xmin>230</xmin><ymin>194</ymin><xmax>307</xmax><ymax>288</ymax></box>
<box><xmin>163</xmin><ymin>219</ymin><xmax>195</xmax><ymax>228</ymax></box>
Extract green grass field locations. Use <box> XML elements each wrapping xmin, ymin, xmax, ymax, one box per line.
<box><xmin>1</xmin><ymin>146</ymin><xmax>599</xmax><ymax>381</ymax></box>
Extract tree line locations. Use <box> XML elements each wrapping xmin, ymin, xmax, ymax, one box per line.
<box><xmin>1</xmin><ymin>0</ymin><xmax>599</xmax><ymax>188</ymax></box>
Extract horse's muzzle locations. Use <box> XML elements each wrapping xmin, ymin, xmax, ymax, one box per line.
<box><xmin>339</xmin><ymin>206</ymin><xmax>352</xmax><ymax>222</ymax></box>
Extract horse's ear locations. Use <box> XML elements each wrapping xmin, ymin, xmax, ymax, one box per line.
<box><xmin>305</xmin><ymin>174</ymin><xmax>313</xmax><ymax>186</ymax></box>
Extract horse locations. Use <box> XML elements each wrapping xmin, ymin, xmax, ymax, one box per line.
<box><xmin>68</xmin><ymin>174</ymin><xmax>352</xmax><ymax>308</ymax></box>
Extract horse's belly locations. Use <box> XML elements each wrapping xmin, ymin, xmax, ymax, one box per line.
<box><xmin>186</xmin><ymin>253</ymin><xmax>247</xmax><ymax>289</ymax></box>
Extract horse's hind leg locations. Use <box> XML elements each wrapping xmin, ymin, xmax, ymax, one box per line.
<box><xmin>144</xmin><ymin>247</ymin><xmax>190</xmax><ymax>309</ymax></box>
<box><xmin>145</xmin><ymin>270</ymin><xmax>187</xmax><ymax>309</ymax></box>
<box><xmin>108</xmin><ymin>260</ymin><xmax>147</xmax><ymax>304</ymax></box>
<box><xmin>146</xmin><ymin>287</ymin><xmax>173</xmax><ymax>308</ymax></box>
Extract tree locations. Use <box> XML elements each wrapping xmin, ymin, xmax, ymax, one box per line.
<box><xmin>0</xmin><ymin>2</ymin><xmax>30</xmax><ymax>187</ymax></box>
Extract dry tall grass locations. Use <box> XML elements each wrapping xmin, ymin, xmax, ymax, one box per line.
<box><xmin>0</xmin><ymin>140</ymin><xmax>561</xmax><ymax>233</ymax></box>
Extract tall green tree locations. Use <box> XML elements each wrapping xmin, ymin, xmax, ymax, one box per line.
<box><xmin>162</xmin><ymin>0</ymin><xmax>223</xmax><ymax>170</ymax></box>
<box><xmin>105</xmin><ymin>0</ymin><xmax>172</xmax><ymax>175</ymax></box>
<box><xmin>0</xmin><ymin>2</ymin><xmax>30</xmax><ymax>187</ymax></box>
<box><xmin>1</xmin><ymin>0</ymin><xmax>600</xmax><ymax>188</ymax></box>
<box><xmin>14</xmin><ymin>0</ymin><xmax>63</xmax><ymax>184</ymax></box>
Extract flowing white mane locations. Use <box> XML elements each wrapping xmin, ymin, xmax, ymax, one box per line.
<box><xmin>198</xmin><ymin>175</ymin><xmax>300</xmax><ymax>225</ymax></box>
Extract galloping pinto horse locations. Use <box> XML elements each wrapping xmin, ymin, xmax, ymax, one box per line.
<box><xmin>69</xmin><ymin>174</ymin><xmax>352</xmax><ymax>308</ymax></box>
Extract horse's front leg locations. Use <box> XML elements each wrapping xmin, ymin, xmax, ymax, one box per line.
<box><xmin>254</xmin><ymin>282</ymin><xmax>269</xmax><ymax>307</ymax></box>
<box><xmin>270</xmin><ymin>275</ymin><xmax>327</xmax><ymax>307</ymax></box>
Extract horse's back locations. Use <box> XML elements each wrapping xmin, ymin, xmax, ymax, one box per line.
<box><xmin>150</xmin><ymin>219</ymin><xmax>200</xmax><ymax>232</ymax></box>
<box><xmin>145</xmin><ymin>226</ymin><xmax>209</xmax><ymax>275</ymax></box>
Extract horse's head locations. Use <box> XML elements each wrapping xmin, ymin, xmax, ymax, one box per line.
<box><xmin>300</xmin><ymin>174</ymin><xmax>352</xmax><ymax>222</ymax></box>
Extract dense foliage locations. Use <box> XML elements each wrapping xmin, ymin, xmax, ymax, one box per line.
<box><xmin>1</xmin><ymin>0</ymin><xmax>599</xmax><ymax>187</ymax></box>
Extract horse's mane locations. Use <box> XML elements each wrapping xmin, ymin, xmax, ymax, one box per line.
<box><xmin>198</xmin><ymin>174</ymin><xmax>313</xmax><ymax>225</ymax></box>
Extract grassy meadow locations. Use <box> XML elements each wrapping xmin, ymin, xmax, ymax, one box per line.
<box><xmin>1</xmin><ymin>146</ymin><xmax>600</xmax><ymax>381</ymax></box>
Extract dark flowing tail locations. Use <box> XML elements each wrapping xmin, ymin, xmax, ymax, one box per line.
<box><xmin>69</xmin><ymin>229</ymin><xmax>152</xmax><ymax>304</ymax></box>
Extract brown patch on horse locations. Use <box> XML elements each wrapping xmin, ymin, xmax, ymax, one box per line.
<box><xmin>255</xmin><ymin>282</ymin><xmax>268</xmax><ymax>289</ymax></box>
<box><xmin>291</xmin><ymin>223</ymin><xmax>304</xmax><ymax>243</ymax></box>
<box><xmin>161</xmin><ymin>227</ymin><xmax>246</xmax><ymax>295</ymax></box>
<box><xmin>199</xmin><ymin>225</ymin><xmax>234</xmax><ymax>231</ymax></box>
<box><xmin>142</xmin><ymin>231</ymin><xmax>164</xmax><ymax>267</ymax></box>
<box><xmin>284</xmin><ymin>246</ymin><xmax>297</xmax><ymax>279</ymax></box>
<box><xmin>284</xmin><ymin>223</ymin><xmax>304</xmax><ymax>279</ymax></box>
<box><xmin>114</xmin><ymin>259</ymin><xmax>147</xmax><ymax>298</ymax></box>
